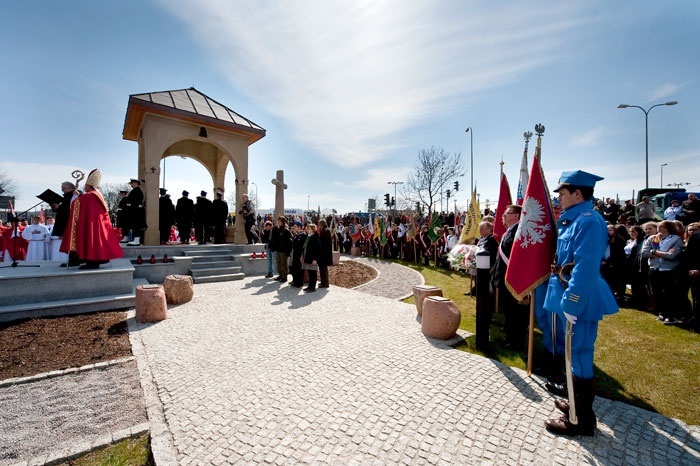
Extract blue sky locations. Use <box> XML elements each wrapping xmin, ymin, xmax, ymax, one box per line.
<box><xmin>1</xmin><ymin>1</ymin><xmax>699</xmax><ymax>214</ymax></box>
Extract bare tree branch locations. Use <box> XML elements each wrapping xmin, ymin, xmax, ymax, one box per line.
<box><xmin>404</xmin><ymin>146</ymin><xmax>464</xmax><ymax>216</ymax></box>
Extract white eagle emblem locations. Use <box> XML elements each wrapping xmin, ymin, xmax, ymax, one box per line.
<box><xmin>515</xmin><ymin>196</ymin><xmax>551</xmax><ymax>248</ymax></box>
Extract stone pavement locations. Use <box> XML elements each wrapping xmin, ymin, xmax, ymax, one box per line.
<box><xmin>129</xmin><ymin>269</ymin><xmax>700</xmax><ymax>465</ymax></box>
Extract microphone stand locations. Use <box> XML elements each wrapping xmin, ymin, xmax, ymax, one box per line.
<box><xmin>0</xmin><ymin>221</ymin><xmax>40</xmax><ymax>269</ymax></box>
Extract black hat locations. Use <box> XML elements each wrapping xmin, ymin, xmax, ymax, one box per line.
<box><xmin>200</xmin><ymin>190</ymin><xmax>207</xmax><ymax>197</ymax></box>
<box><xmin>119</xmin><ymin>190</ymin><xmax>128</xmax><ymax>194</ymax></box>
<box><xmin>216</xmin><ymin>192</ymin><xmax>223</xmax><ymax>198</ymax></box>
<box><xmin>159</xmin><ymin>188</ymin><xmax>167</xmax><ymax>195</ymax></box>
<box><xmin>182</xmin><ymin>190</ymin><xmax>189</xmax><ymax>196</ymax></box>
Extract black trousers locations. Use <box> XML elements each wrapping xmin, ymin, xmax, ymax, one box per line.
<box><xmin>649</xmin><ymin>269</ymin><xmax>679</xmax><ymax>319</ymax></box>
<box><xmin>306</xmin><ymin>268</ymin><xmax>317</xmax><ymax>290</ymax></box>
<box><xmin>499</xmin><ymin>283</ymin><xmax>529</xmax><ymax>347</ymax></box>
<box><xmin>319</xmin><ymin>264</ymin><xmax>329</xmax><ymax>287</ymax></box>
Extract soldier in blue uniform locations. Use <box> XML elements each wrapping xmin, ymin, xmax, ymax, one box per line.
<box><xmin>543</xmin><ymin>170</ymin><xmax>619</xmax><ymax>437</ymax></box>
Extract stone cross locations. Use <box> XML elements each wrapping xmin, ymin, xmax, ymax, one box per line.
<box><xmin>271</xmin><ymin>170</ymin><xmax>287</xmax><ymax>219</ymax></box>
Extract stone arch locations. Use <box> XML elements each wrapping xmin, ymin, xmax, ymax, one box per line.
<box><xmin>123</xmin><ymin>88</ymin><xmax>265</xmax><ymax>244</ymax></box>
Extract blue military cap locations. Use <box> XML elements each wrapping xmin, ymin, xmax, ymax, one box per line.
<box><xmin>553</xmin><ymin>170</ymin><xmax>604</xmax><ymax>192</ymax></box>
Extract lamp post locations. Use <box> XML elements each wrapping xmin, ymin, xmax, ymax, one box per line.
<box><xmin>465</xmin><ymin>127</ymin><xmax>473</xmax><ymax>194</ymax></box>
<box><xmin>251</xmin><ymin>182</ymin><xmax>258</xmax><ymax>209</ymax></box>
<box><xmin>617</xmin><ymin>101</ymin><xmax>678</xmax><ymax>189</ymax></box>
<box><xmin>660</xmin><ymin>163</ymin><xmax>667</xmax><ymax>188</ymax></box>
<box><xmin>387</xmin><ymin>181</ymin><xmax>403</xmax><ymax>216</ymax></box>
<box><xmin>307</xmin><ymin>195</ymin><xmax>310</xmax><ymax>212</ymax></box>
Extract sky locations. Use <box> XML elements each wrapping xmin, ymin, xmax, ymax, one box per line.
<box><xmin>1</xmin><ymin>0</ymin><xmax>699</xmax><ymax>215</ymax></box>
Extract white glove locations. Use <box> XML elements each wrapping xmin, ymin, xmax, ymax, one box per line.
<box><xmin>563</xmin><ymin>312</ymin><xmax>577</xmax><ymax>325</ymax></box>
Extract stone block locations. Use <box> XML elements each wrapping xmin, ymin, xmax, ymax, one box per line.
<box><xmin>135</xmin><ymin>284</ymin><xmax>167</xmax><ymax>323</ymax></box>
<box><xmin>350</xmin><ymin>247</ymin><xmax>362</xmax><ymax>257</ymax></box>
<box><xmin>332</xmin><ymin>251</ymin><xmax>340</xmax><ymax>266</ymax></box>
<box><xmin>422</xmin><ymin>296</ymin><xmax>461</xmax><ymax>340</ymax></box>
<box><xmin>163</xmin><ymin>274</ymin><xmax>194</xmax><ymax>304</ymax></box>
<box><xmin>412</xmin><ymin>285</ymin><xmax>442</xmax><ymax>315</ymax></box>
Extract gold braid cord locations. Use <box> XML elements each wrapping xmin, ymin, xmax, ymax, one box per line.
<box><xmin>68</xmin><ymin>199</ymin><xmax>80</xmax><ymax>252</ymax></box>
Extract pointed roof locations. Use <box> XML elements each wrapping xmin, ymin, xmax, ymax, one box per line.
<box><xmin>123</xmin><ymin>87</ymin><xmax>266</xmax><ymax>144</ymax></box>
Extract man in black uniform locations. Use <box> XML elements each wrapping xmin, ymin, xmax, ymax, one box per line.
<box><xmin>125</xmin><ymin>178</ymin><xmax>146</xmax><ymax>246</ymax></box>
<box><xmin>238</xmin><ymin>194</ymin><xmax>256</xmax><ymax>244</ymax></box>
<box><xmin>194</xmin><ymin>191</ymin><xmax>213</xmax><ymax>244</ymax></box>
<box><xmin>175</xmin><ymin>190</ymin><xmax>194</xmax><ymax>244</ymax></box>
<box><xmin>158</xmin><ymin>188</ymin><xmax>175</xmax><ymax>244</ymax></box>
<box><xmin>212</xmin><ymin>192</ymin><xmax>229</xmax><ymax>244</ymax></box>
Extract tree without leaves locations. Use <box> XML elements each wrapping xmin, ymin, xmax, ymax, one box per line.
<box><xmin>0</xmin><ymin>169</ymin><xmax>17</xmax><ymax>198</ymax></box>
<box><xmin>100</xmin><ymin>182</ymin><xmax>131</xmax><ymax>223</ymax></box>
<box><xmin>404</xmin><ymin>146</ymin><xmax>464</xmax><ymax>217</ymax></box>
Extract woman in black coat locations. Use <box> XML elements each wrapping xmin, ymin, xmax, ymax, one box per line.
<box><xmin>317</xmin><ymin>219</ymin><xmax>333</xmax><ymax>288</ymax></box>
<box><xmin>302</xmin><ymin>223</ymin><xmax>321</xmax><ymax>292</ymax></box>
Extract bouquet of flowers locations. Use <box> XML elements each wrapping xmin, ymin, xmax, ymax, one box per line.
<box><xmin>446</xmin><ymin>244</ymin><xmax>477</xmax><ymax>271</ymax></box>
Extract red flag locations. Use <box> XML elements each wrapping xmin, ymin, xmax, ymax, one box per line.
<box><xmin>504</xmin><ymin>147</ymin><xmax>557</xmax><ymax>301</ymax></box>
<box><xmin>493</xmin><ymin>170</ymin><xmax>512</xmax><ymax>242</ymax></box>
<box><xmin>350</xmin><ymin>218</ymin><xmax>362</xmax><ymax>242</ymax></box>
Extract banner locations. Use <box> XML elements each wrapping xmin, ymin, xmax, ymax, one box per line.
<box><xmin>505</xmin><ymin>144</ymin><xmax>557</xmax><ymax>301</ymax></box>
<box><xmin>428</xmin><ymin>213</ymin><xmax>442</xmax><ymax>242</ymax></box>
<box><xmin>494</xmin><ymin>170</ymin><xmax>512</xmax><ymax>242</ymax></box>
<box><xmin>459</xmin><ymin>189</ymin><xmax>482</xmax><ymax>244</ymax></box>
<box><xmin>517</xmin><ymin>148</ymin><xmax>529</xmax><ymax>206</ymax></box>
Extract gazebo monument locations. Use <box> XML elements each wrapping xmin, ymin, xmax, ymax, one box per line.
<box><xmin>122</xmin><ymin>87</ymin><xmax>266</xmax><ymax>245</ymax></box>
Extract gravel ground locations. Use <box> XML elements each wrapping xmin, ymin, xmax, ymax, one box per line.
<box><xmin>0</xmin><ymin>360</ymin><xmax>147</xmax><ymax>465</ymax></box>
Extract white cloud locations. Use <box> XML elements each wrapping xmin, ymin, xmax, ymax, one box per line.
<box><xmin>646</xmin><ymin>82</ymin><xmax>689</xmax><ymax>103</ymax></box>
<box><xmin>158</xmin><ymin>1</ymin><xmax>592</xmax><ymax>169</ymax></box>
<box><xmin>570</xmin><ymin>127</ymin><xmax>607</xmax><ymax>148</ymax></box>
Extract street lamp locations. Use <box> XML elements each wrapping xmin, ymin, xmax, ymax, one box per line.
<box><xmin>307</xmin><ymin>195</ymin><xmax>310</xmax><ymax>212</ymax></box>
<box><xmin>465</xmin><ymin>127</ymin><xmax>473</xmax><ymax>194</ymax></box>
<box><xmin>660</xmin><ymin>163</ymin><xmax>667</xmax><ymax>188</ymax></box>
<box><xmin>387</xmin><ymin>181</ymin><xmax>403</xmax><ymax>215</ymax></box>
<box><xmin>250</xmin><ymin>182</ymin><xmax>258</xmax><ymax>207</ymax></box>
<box><xmin>617</xmin><ymin>101</ymin><xmax>678</xmax><ymax>189</ymax></box>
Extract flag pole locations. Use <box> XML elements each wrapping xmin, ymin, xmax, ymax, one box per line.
<box><xmin>526</xmin><ymin>127</ymin><xmax>544</xmax><ymax>376</ymax></box>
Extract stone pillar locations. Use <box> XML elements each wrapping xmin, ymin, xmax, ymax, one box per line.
<box><xmin>271</xmin><ymin>170</ymin><xmax>287</xmax><ymax>219</ymax></box>
<box><xmin>412</xmin><ymin>284</ymin><xmax>442</xmax><ymax>315</ymax></box>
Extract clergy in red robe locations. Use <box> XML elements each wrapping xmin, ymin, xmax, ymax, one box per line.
<box><xmin>2</xmin><ymin>219</ymin><xmax>28</xmax><ymax>262</ymax></box>
<box><xmin>60</xmin><ymin>169</ymin><xmax>123</xmax><ymax>269</ymax></box>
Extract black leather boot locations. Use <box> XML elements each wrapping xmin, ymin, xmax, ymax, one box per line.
<box><xmin>545</xmin><ymin>377</ymin><xmax>597</xmax><ymax>436</ymax></box>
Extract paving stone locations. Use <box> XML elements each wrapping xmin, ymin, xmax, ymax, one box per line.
<box><xmin>120</xmin><ymin>260</ymin><xmax>700</xmax><ymax>465</ymax></box>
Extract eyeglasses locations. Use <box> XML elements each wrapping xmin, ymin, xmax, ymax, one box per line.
<box><xmin>503</xmin><ymin>211</ymin><xmax>516</xmax><ymax>216</ymax></box>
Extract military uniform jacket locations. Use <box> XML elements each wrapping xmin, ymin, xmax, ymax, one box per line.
<box><xmin>544</xmin><ymin>201</ymin><xmax>618</xmax><ymax>321</ymax></box>
<box><xmin>176</xmin><ymin>197</ymin><xmax>194</xmax><ymax>226</ymax></box>
<box><xmin>125</xmin><ymin>187</ymin><xmax>147</xmax><ymax>229</ymax></box>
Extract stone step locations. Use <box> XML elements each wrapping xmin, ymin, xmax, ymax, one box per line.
<box><xmin>0</xmin><ymin>259</ymin><xmax>135</xmax><ymax>307</ymax></box>
<box><xmin>187</xmin><ymin>254</ymin><xmax>236</xmax><ymax>263</ymax></box>
<box><xmin>193</xmin><ymin>273</ymin><xmax>245</xmax><ymax>284</ymax></box>
<box><xmin>0</xmin><ymin>278</ymin><xmax>149</xmax><ymax>323</ymax></box>
<box><xmin>189</xmin><ymin>260</ymin><xmax>240</xmax><ymax>270</ymax></box>
<box><xmin>182</xmin><ymin>249</ymin><xmax>235</xmax><ymax>257</ymax></box>
<box><xmin>190</xmin><ymin>266</ymin><xmax>242</xmax><ymax>278</ymax></box>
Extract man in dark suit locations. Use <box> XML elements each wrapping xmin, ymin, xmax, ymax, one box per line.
<box><xmin>194</xmin><ymin>191</ymin><xmax>213</xmax><ymax>244</ymax></box>
<box><xmin>158</xmin><ymin>188</ymin><xmax>175</xmax><ymax>244</ymax></box>
<box><xmin>212</xmin><ymin>192</ymin><xmax>229</xmax><ymax>244</ymax></box>
<box><xmin>176</xmin><ymin>190</ymin><xmax>194</xmax><ymax>244</ymax></box>
<box><xmin>491</xmin><ymin>205</ymin><xmax>528</xmax><ymax>350</ymax></box>
<box><xmin>125</xmin><ymin>178</ymin><xmax>147</xmax><ymax>246</ymax></box>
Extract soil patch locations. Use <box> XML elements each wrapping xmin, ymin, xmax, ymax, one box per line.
<box><xmin>0</xmin><ymin>259</ymin><xmax>377</xmax><ymax>380</ymax></box>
